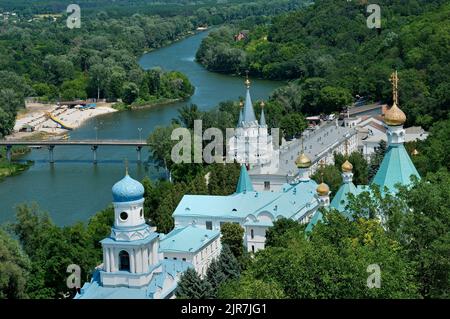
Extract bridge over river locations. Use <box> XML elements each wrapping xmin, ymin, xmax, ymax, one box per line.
<box><xmin>1</xmin><ymin>140</ymin><xmax>149</xmax><ymax>163</ymax></box>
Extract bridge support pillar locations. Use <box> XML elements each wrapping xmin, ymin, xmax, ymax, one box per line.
<box><xmin>5</xmin><ymin>145</ymin><xmax>12</xmax><ymax>162</ymax></box>
<box><xmin>136</xmin><ymin>146</ymin><xmax>142</xmax><ymax>163</ymax></box>
<box><xmin>92</xmin><ymin>145</ymin><xmax>98</xmax><ymax>164</ymax></box>
<box><xmin>48</xmin><ymin>145</ymin><xmax>55</xmax><ymax>163</ymax></box>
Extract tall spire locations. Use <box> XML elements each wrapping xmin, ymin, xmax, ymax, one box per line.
<box><xmin>236</xmin><ymin>164</ymin><xmax>254</xmax><ymax>193</ymax></box>
<box><xmin>124</xmin><ymin>158</ymin><xmax>129</xmax><ymax>176</ymax></box>
<box><xmin>237</xmin><ymin>101</ymin><xmax>244</xmax><ymax>127</ymax></box>
<box><xmin>242</xmin><ymin>72</ymin><xmax>257</xmax><ymax>124</ymax></box>
<box><xmin>259</xmin><ymin>101</ymin><xmax>266</xmax><ymax>127</ymax></box>
<box><xmin>373</xmin><ymin>70</ymin><xmax>420</xmax><ymax>193</ymax></box>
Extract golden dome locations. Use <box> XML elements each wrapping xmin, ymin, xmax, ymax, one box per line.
<box><xmin>341</xmin><ymin>160</ymin><xmax>353</xmax><ymax>172</ymax></box>
<box><xmin>295</xmin><ymin>153</ymin><xmax>311</xmax><ymax>168</ymax></box>
<box><xmin>316</xmin><ymin>182</ymin><xmax>330</xmax><ymax>196</ymax></box>
<box><xmin>384</xmin><ymin>102</ymin><xmax>406</xmax><ymax>126</ymax></box>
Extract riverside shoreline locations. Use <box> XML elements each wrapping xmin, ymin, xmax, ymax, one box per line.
<box><xmin>6</xmin><ymin>102</ymin><xmax>118</xmax><ymax>141</ymax></box>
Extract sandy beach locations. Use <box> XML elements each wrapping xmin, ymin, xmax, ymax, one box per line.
<box><xmin>7</xmin><ymin>102</ymin><xmax>117</xmax><ymax>140</ymax></box>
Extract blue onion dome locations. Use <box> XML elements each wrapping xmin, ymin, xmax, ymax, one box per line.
<box><xmin>112</xmin><ymin>174</ymin><xmax>144</xmax><ymax>202</ymax></box>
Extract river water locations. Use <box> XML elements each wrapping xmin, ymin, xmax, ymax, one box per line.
<box><xmin>0</xmin><ymin>31</ymin><xmax>283</xmax><ymax>226</ymax></box>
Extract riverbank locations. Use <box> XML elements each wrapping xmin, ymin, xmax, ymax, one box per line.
<box><xmin>8</xmin><ymin>102</ymin><xmax>118</xmax><ymax>141</ymax></box>
<box><xmin>0</xmin><ymin>146</ymin><xmax>33</xmax><ymax>181</ymax></box>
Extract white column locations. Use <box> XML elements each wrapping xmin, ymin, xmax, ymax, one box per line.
<box><xmin>136</xmin><ymin>249</ymin><xmax>142</xmax><ymax>273</ymax></box>
<box><xmin>110</xmin><ymin>248</ymin><xmax>116</xmax><ymax>272</ymax></box>
<box><xmin>104</xmin><ymin>247</ymin><xmax>110</xmax><ymax>272</ymax></box>
<box><xmin>130</xmin><ymin>249</ymin><xmax>135</xmax><ymax>273</ymax></box>
<box><xmin>140</xmin><ymin>248</ymin><xmax>145</xmax><ymax>273</ymax></box>
<box><xmin>153</xmin><ymin>242</ymin><xmax>158</xmax><ymax>264</ymax></box>
<box><xmin>143</xmin><ymin>248</ymin><xmax>148</xmax><ymax>272</ymax></box>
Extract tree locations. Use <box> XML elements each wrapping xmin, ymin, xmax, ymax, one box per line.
<box><xmin>206</xmin><ymin>258</ymin><xmax>226</xmax><ymax>298</ymax></box>
<box><xmin>220</xmin><ymin>223</ymin><xmax>244</xmax><ymax>258</ymax></box>
<box><xmin>345</xmin><ymin>171</ymin><xmax>450</xmax><ymax>298</ymax></box>
<box><xmin>280</xmin><ymin>113</ymin><xmax>307</xmax><ymax>140</ymax></box>
<box><xmin>207</xmin><ymin>163</ymin><xmax>241</xmax><ymax>195</ymax></box>
<box><xmin>318</xmin><ymin>86</ymin><xmax>352</xmax><ymax>114</ymax></box>
<box><xmin>177</xmin><ymin>104</ymin><xmax>202</xmax><ymax>130</ymax></box>
<box><xmin>265</xmin><ymin>218</ymin><xmax>299</xmax><ymax>247</ymax></box>
<box><xmin>230</xmin><ymin>211</ymin><xmax>418</xmax><ymax>298</ymax></box>
<box><xmin>175</xmin><ymin>268</ymin><xmax>213</xmax><ymax>299</ymax></box>
<box><xmin>334</xmin><ymin>151</ymin><xmax>369</xmax><ymax>185</ymax></box>
<box><xmin>121</xmin><ymin>82</ymin><xmax>139</xmax><ymax>105</ymax></box>
<box><xmin>218</xmin><ymin>275</ymin><xmax>286</xmax><ymax>299</ymax></box>
<box><xmin>0</xmin><ymin>229</ymin><xmax>29</xmax><ymax>299</ymax></box>
<box><xmin>0</xmin><ymin>89</ymin><xmax>24</xmax><ymax>137</ymax></box>
<box><xmin>218</xmin><ymin>244</ymin><xmax>240</xmax><ymax>281</ymax></box>
<box><xmin>11</xmin><ymin>204</ymin><xmax>102</xmax><ymax>299</ymax></box>
<box><xmin>311</xmin><ymin>164</ymin><xmax>342</xmax><ymax>197</ymax></box>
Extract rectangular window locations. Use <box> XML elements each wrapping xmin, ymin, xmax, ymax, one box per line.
<box><xmin>182</xmin><ymin>258</ymin><xmax>186</xmax><ymax>262</ymax></box>
<box><xmin>252</xmin><ymin>245</ymin><xmax>255</xmax><ymax>253</ymax></box>
<box><xmin>264</xmin><ymin>181</ymin><xmax>270</xmax><ymax>190</ymax></box>
<box><xmin>251</xmin><ymin>229</ymin><xmax>254</xmax><ymax>239</ymax></box>
<box><xmin>206</xmin><ymin>221</ymin><xmax>212</xmax><ymax>230</ymax></box>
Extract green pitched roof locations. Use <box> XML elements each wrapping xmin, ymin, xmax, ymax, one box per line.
<box><xmin>305</xmin><ymin>210</ymin><xmax>323</xmax><ymax>233</ymax></box>
<box><xmin>330</xmin><ymin>181</ymin><xmax>357</xmax><ymax>218</ymax></box>
<box><xmin>372</xmin><ymin>144</ymin><xmax>420</xmax><ymax>193</ymax></box>
<box><xmin>236</xmin><ymin>165</ymin><xmax>254</xmax><ymax>193</ymax></box>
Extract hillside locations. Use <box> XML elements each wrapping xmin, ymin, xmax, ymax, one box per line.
<box><xmin>196</xmin><ymin>0</ymin><xmax>450</xmax><ymax>128</ymax></box>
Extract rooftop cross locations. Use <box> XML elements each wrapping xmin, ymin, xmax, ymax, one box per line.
<box><xmin>390</xmin><ymin>70</ymin><xmax>399</xmax><ymax>105</ymax></box>
<box><xmin>245</xmin><ymin>70</ymin><xmax>251</xmax><ymax>88</ymax></box>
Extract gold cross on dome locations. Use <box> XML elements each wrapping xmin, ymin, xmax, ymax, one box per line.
<box><xmin>390</xmin><ymin>70</ymin><xmax>399</xmax><ymax>105</ymax></box>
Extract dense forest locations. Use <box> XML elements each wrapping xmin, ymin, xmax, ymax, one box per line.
<box><xmin>197</xmin><ymin>0</ymin><xmax>450</xmax><ymax>129</ymax></box>
<box><xmin>0</xmin><ymin>0</ymin><xmax>308</xmax><ymax>137</ymax></box>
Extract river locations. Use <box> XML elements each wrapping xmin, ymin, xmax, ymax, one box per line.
<box><xmin>0</xmin><ymin>31</ymin><xmax>283</xmax><ymax>226</ymax></box>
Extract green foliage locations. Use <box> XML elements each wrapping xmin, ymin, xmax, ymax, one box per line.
<box><xmin>197</xmin><ymin>0</ymin><xmax>450</xmax><ymax>127</ymax></box>
<box><xmin>0</xmin><ymin>229</ymin><xmax>30</xmax><ymax>299</ymax></box>
<box><xmin>206</xmin><ymin>258</ymin><xmax>226</xmax><ymax>298</ymax></box>
<box><xmin>220</xmin><ymin>223</ymin><xmax>245</xmax><ymax>258</ymax></box>
<box><xmin>218</xmin><ymin>274</ymin><xmax>286</xmax><ymax>299</ymax></box>
<box><xmin>265</xmin><ymin>217</ymin><xmax>299</xmax><ymax>248</ymax></box>
<box><xmin>224</xmin><ymin>212</ymin><xmax>419</xmax><ymax>298</ymax></box>
<box><xmin>207</xmin><ymin>162</ymin><xmax>241</xmax><ymax>195</ymax></box>
<box><xmin>10</xmin><ymin>204</ymin><xmax>111</xmax><ymax>299</ymax></box>
<box><xmin>175</xmin><ymin>268</ymin><xmax>213</xmax><ymax>299</ymax></box>
<box><xmin>218</xmin><ymin>244</ymin><xmax>241</xmax><ymax>281</ymax></box>
<box><xmin>411</xmin><ymin>119</ymin><xmax>450</xmax><ymax>176</ymax></box>
<box><xmin>280</xmin><ymin>112</ymin><xmax>307</xmax><ymax>140</ymax></box>
<box><xmin>311</xmin><ymin>164</ymin><xmax>342</xmax><ymax>197</ymax></box>
<box><xmin>334</xmin><ymin>151</ymin><xmax>369</xmax><ymax>185</ymax></box>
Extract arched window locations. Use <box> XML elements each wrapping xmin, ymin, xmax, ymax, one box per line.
<box><xmin>139</xmin><ymin>208</ymin><xmax>143</xmax><ymax>218</ymax></box>
<box><xmin>119</xmin><ymin>250</ymin><xmax>130</xmax><ymax>271</ymax></box>
<box><xmin>251</xmin><ymin>229</ymin><xmax>254</xmax><ymax>239</ymax></box>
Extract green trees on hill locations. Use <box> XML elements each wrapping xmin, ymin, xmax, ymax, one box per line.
<box><xmin>197</xmin><ymin>0</ymin><xmax>450</xmax><ymax>128</ymax></box>
<box><xmin>0</xmin><ymin>229</ymin><xmax>29</xmax><ymax>299</ymax></box>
